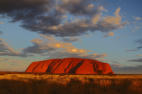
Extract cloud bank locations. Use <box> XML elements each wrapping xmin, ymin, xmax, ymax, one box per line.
<box><xmin>23</xmin><ymin>34</ymin><xmax>107</xmax><ymax>59</ymax></box>
<box><xmin>111</xmin><ymin>64</ymin><xmax>142</xmax><ymax>74</ymax></box>
<box><xmin>0</xmin><ymin>0</ymin><xmax>125</xmax><ymax>37</ymax></box>
<box><xmin>129</xmin><ymin>58</ymin><xmax>142</xmax><ymax>63</ymax></box>
<box><xmin>0</xmin><ymin>0</ymin><xmax>126</xmax><ymax>61</ymax></box>
<box><xmin>0</xmin><ymin>38</ymin><xmax>22</xmax><ymax>56</ymax></box>
<box><xmin>136</xmin><ymin>39</ymin><xmax>142</xmax><ymax>50</ymax></box>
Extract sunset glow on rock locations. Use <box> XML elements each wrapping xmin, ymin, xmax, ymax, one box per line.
<box><xmin>26</xmin><ymin>58</ymin><xmax>114</xmax><ymax>74</ymax></box>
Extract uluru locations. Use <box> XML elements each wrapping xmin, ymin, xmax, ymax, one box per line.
<box><xmin>26</xmin><ymin>58</ymin><xmax>114</xmax><ymax>74</ymax></box>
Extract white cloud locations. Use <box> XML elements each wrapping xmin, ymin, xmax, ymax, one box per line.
<box><xmin>104</xmin><ymin>32</ymin><xmax>114</xmax><ymax>37</ymax></box>
<box><xmin>135</xmin><ymin>17</ymin><xmax>142</xmax><ymax>21</ymax></box>
<box><xmin>23</xmin><ymin>35</ymin><xmax>108</xmax><ymax>59</ymax></box>
<box><xmin>92</xmin><ymin>13</ymin><xmax>101</xmax><ymax>24</ymax></box>
<box><xmin>0</xmin><ymin>38</ymin><xmax>22</xmax><ymax>56</ymax></box>
<box><xmin>102</xmin><ymin>8</ymin><xmax>122</xmax><ymax>26</ymax></box>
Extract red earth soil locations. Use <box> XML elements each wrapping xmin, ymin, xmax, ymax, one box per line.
<box><xmin>26</xmin><ymin>58</ymin><xmax>114</xmax><ymax>74</ymax></box>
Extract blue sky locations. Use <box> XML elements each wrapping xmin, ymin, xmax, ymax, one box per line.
<box><xmin>0</xmin><ymin>0</ymin><xmax>142</xmax><ymax>73</ymax></box>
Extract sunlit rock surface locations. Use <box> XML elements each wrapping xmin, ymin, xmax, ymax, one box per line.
<box><xmin>26</xmin><ymin>58</ymin><xmax>114</xmax><ymax>74</ymax></box>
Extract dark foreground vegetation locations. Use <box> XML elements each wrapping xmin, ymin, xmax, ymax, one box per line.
<box><xmin>0</xmin><ymin>73</ymin><xmax>142</xmax><ymax>94</ymax></box>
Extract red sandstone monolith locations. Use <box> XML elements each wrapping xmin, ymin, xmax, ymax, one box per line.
<box><xmin>26</xmin><ymin>58</ymin><xmax>114</xmax><ymax>74</ymax></box>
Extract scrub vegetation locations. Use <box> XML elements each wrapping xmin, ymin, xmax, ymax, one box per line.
<box><xmin>0</xmin><ymin>73</ymin><xmax>142</xmax><ymax>94</ymax></box>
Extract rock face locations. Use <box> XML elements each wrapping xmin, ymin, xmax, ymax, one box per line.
<box><xmin>26</xmin><ymin>58</ymin><xmax>114</xmax><ymax>74</ymax></box>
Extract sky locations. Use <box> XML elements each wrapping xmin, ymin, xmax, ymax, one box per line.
<box><xmin>0</xmin><ymin>0</ymin><xmax>142</xmax><ymax>74</ymax></box>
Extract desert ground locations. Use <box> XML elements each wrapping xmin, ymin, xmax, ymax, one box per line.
<box><xmin>0</xmin><ymin>72</ymin><xmax>142</xmax><ymax>94</ymax></box>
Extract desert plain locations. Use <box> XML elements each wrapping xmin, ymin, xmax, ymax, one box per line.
<box><xmin>0</xmin><ymin>73</ymin><xmax>142</xmax><ymax>94</ymax></box>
